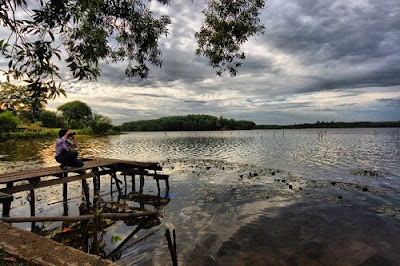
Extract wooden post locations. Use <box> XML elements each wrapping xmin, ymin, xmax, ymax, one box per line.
<box><xmin>93</xmin><ymin>173</ymin><xmax>99</xmax><ymax>206</ymax></box>
<box><xmin>62</xmin><ymin>172</ymin><xmax>68</xmax><ymax>216</ymax></box>
<box><xmin>28</xmin><ymin>180</ymin><xmax>36</xmax><ymax>231</ymax></box>
<box><xmin>111</xmin><ymin>172</ymin><xmax>122</xmax><ymax>197</ymax></box>
<box><xmin>106</xmin><ymin>217</ymin><xmax>151</xmax><ymax>260</ymax></box>
<box><xmin>110</xmin><ymin>176</ymin><xmax>114</xmax><ymax>199</ymax></box>
<box><xmin>166</xmin><ymin>178</ymin><xmax>170</xmax><ymax>193</ymax></box>
<box><xmin>0</xmin><ymin>192</ymin><xmax>13</xmax><ymax>218</ymax></box>
<box><xmin>29</xmin><ymin>189</ymin><xmax>35</xmax><ymax>217</ymax></box>
<box><xmin>123</xmin><ymin>173</ymin><xmax>127</xmax><ymax>188</ymax></box>
<box><xmin>82</xmin><ymin>220</ymin><xmax>89</xmax><ymax>253</ymax></box>
<box><xmin>2</xmin><ymin>182</ymin><xmax>14</xmax><ymax>218</ymax></box>
<box><xmin>82</xmin><ymin>179</ymin><xmax>90</xmax><ymax>207</ymax></box>
<box><xmin>165</xmin><ymin>229</ymin><xmax>178</xmax><ymax>266</ymax></box>
<box><xmin>132</xmin><ymin>174</ymin><xmax>136</xmax><ymax>191</ymax></box>
<box><xmin>154</xmin><ymin>170</ymin><xmax>161</xmax><ymax>196</ymax></box>
<box><xmin>139</xmin><ymin>174</ymin><xmax>145</xmax><ymax>194</ymax></box>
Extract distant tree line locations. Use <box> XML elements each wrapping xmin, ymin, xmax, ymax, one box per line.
<box><xmin>121</xmin><ymin>115</ymin><xmax>256</xmax><ymax>131</ymax></box>
<box><xmin>255</xmin><ymin>121</ymin><xmax>400</xmax><ymax>129</ymax></box>
<box><xmin>0</xmin><ymin>84</ymin><xmax>119</xmax><ymax>135</ymax></box>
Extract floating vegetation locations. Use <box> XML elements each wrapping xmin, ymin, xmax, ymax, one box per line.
<box><xmin>373</xmin><ymin>206</ymin><xmax>400</xmax><ymax>220</ymax></box>
<box><xmin>351</xmin><ymin>169</ymin><xmax>388</xmax><ymax>178</ymax></box>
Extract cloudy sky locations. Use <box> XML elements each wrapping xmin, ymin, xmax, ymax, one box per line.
<box><xmin>3</xmin><ymin>0</ymin><xmax>400</xmax><ymax>125</ymax></box>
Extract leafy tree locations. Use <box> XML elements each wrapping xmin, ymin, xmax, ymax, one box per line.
<box><xmin>1</xmin><ymin>0</ymin><xmax>266</xmax><ymax>102</ymax></box>
<box><xmin>39</xmin><ymin>110</ymin><xmax>66</xmax><ymax>128</ymax></box>
<box><xmin>0</xmin><ymin>82</ymin><xmax>49</xmax><ymax>120</ymax></box>
<box><xmin>196</xmin><ymin>0</ymin><xmax>265</xmax><ymax>76</ymax></box>
<box><xmin>57</xmin><ymin>101</ymin><xmax>92</xmax><ymax>127</ymax></box>
<box><xmin>90</xmin><ymin>113</ymin><xmax>113</xmax><ymax>135</ymax></box>
<box><xmin>0</xmin><ymin>111</ymin><xmax>20</xmax><ymax>132</ymax></box>
<box><xmin>18</xmin><ymin>111</ymin><xmax>35</xmax><ymax>124</ymax></box>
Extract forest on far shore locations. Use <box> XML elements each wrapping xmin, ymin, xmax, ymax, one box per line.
<box><xmin>120</xmin><ymin>115</ymin><xmax>256</xmax><ymax>131</ymax></box>
<box><xmin>121</xmin><ymin>115</ymin><xmax>400</xmax><ymax>132</ymax></box>
<box><xmin>255</xmin><ymin>121</ymin><xmax>400</xmax><ymax>129</ymax></box>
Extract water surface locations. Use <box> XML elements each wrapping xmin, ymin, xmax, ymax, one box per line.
<box><xmin>1</xmin><ymin>128</ymin><xmax>399</xmax><ymax>265</ymax></box>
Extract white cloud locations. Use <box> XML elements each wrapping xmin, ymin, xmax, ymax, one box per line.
<box><xmin>2</xmin><ymin>0</ymin><xmax>400</xmax><ymax>125</ymax></box>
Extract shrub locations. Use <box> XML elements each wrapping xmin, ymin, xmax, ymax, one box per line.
<box><xmin>39</xmin><ymin>110</ymin><xmax>66</xmax><ymax>128</ymax></box>
<box><xmin>90</xmin><ymin>113</ymin><xmax>113</xmax><ymax>135</ymax></box>
<box><xmin>0</xmin><ymin>111</ymin><xmax>20</xmax><ymax>132</ymax></box>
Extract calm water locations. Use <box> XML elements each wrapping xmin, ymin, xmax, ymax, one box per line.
<box><xmin>1</xmin><ymin>128</ymin><xmax>400</xmax><ymax>265</ymax></box>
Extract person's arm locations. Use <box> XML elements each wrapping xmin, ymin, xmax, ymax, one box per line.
<box><xmin>66</xmin><ymin>130</ymin><xmax>78</xmax><ymax>148</ymax></box>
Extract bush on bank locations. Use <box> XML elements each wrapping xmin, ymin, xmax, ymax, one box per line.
<box><xmin>0</xmin><ymin>111</ymin><xmax>19</xmax><ymax>133</ymax></box>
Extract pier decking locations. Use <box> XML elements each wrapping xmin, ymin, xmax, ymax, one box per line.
<box><xmin>0</xmin><ymin>157</ymin><xmax>169</xmax><ymax>217</ymax></box>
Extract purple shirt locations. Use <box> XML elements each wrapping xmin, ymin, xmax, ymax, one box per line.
<box><xmin>55</xmin><ymin>136</ymin><xmax>78</xmax><ymax>156</ymax></box>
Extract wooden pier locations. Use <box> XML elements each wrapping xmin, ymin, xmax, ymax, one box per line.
<box><xmin>0</xmin><ymin>157</ymin><xmax>170</xmax><ymax>218</ymax></box>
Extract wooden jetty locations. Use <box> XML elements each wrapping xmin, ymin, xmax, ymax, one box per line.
<box><xmin>0</xmin><ymin>157</ymin><xmax>170</xmax><ymax>218</ymax></box>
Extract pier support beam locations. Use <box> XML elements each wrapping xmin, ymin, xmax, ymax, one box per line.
<box><xmin>62</xmin><ymin>173</ymin><xmax>68</xmax><ymax>216</ymax></box>
<box><xmin>0</xmin><ymin>192</ymin><xmax>13</xmax><ymax>218</ymax></box>
<box><xmin>82</xmin><ymin>179</ymin><xmax>90</xmax><ymax>207</ymax></box>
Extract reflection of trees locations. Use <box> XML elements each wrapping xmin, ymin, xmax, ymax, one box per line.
<box><xmin>0</xmin><ymin>136</ymin><xmax>114</xmax><ymax>167</ymax></box>
<box><xmin>0</xmin><ymin>138</ymin><xmax>53</xmax><ymax>162</ymax></box>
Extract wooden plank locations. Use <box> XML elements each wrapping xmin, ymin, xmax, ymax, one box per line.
<box><xmin>0</xmin><ymin>157</ymin><xmax>162</xmax><ymax>184</ymax></box>
<box><xmin>0</xmin><ymin>192</ymin><xmax>13</xmax><ymax>201</ymax></box>
<box><xmin>0</xmin><ymin>173</ymin><xmax>94</xmax><ymax>194</ymax></box>
<box><xmin>0</xmin><ymin>210</ymin><xmax>157</xmax><ymax>223</ymax></box>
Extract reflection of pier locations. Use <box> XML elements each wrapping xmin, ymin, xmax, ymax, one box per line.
<box><xmin>0</xmin><ymin>157</ymin><xmax>170</xmax><ymax>218</ymax></box>
<box><xmin>0</xmin><ymin>157</ymin><xmax>171</xmax><ymax>260</ymax></box>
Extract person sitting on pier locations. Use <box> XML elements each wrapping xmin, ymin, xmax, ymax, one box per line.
<box><xmin>55</xmin><ymin>129</ymin><xmax>84</xmax><ymax>169</ymax></box>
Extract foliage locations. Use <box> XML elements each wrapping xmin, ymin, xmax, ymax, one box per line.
<box><xmin>89</xmin><ymin>113</ymin><xmax>113</xmax><ymax>135</ymax></box>
<box><xmin>39</xmin><ymin>110</ymin><xmax>66</xmax><ymax>128</ymax></box>
<box><xmin>18</xmin><ymin>111</ymin><xmax>35</xmax><ymax>124</ymax></box>
<box><xmin>0</xmin><ymin>0</ymin><xmax>171</xmax><ymax>94</ymax></box>
<box><xmin>196</xmin><ymin>0</ymin><xmax>266</xmax><ymax>76</ymax></box>
<box><xmin>0</xmin><ymin>82</ymin><xmax>47</xmax><ymax>120</ymax></box>
<box><xmin>0</xmin><ymin>0</ymin><xmax>266</xmax><ymax>102</ymax></box>
<box><xmin>57</xmin><ymin>101</ymin><xmax>92</xmax><ymax>128</ymax></box>
<box><xmin>0</xmin><ymin>111</ymin><xmax>20</xmax><ymax>132</ymax></box>
<box><xmin>120</xmin><ymin>114</ymin><xmax>256</xmax><ymax>131</ymax></box>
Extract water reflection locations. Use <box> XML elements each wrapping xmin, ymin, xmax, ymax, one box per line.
<box><xmin>1</xmin><ymin>128</ymin><xmax>400</xmax><ymax>265</ymax></box>
<box><xmin>1</xmin><ymin>129</ymin><xmax>399</xmax><ymax>181</ymax></box>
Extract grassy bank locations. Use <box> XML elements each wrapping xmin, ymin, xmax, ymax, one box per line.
<box><xmin>0</xmin><ymin>130</ymin><xmax>57</xmax><ymax>140</ymax></box>
<box><xmin>0</xmin><ymin>127</ymin><xmax>120</xmax><ymax>141</ymax></box>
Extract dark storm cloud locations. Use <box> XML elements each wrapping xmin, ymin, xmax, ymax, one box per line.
<box><xmin>3</xmin><ymin>0</ymin><xmax>399</xmax><ymax>124</ymax></box>
<box><xmin>260</xmin><ymin>0</ymin><xmax>400</xmax><ymax>92</ymax></box>
<box><xmin>376</xmin><ymin>97</ymin><xmax>400</xmax><ymax>106</ymax></box>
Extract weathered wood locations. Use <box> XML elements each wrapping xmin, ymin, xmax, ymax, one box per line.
<box><xmin>0</xmin><ymin>157</ymin><xmax>168</xmax><ymax>217</ymax></box>
<box><xmin>0</xmin><ymin>192</ymin><xmax>13</xmax><ymax>217</ymax></box>
<box><xmin>106</xmin><ymin>218</ymin><xmax>151</xmax><ymax>259</ymax></box>
<box><xmin>132</xmin><ymin>174</ymin><xmax>136</xmax><ymax>191</ymax></box>
<box><xmin>0</xmin><ymin>192</ymin><xmax>13</xmax><ymax>201</ymax></box>
<box><xmin>166</xmin><ymin>229</ymin><xmax>178</xmax><ymax>266</ymax></box>
<box><xmin>0</xmin><ymin>157</ymin><xmax>161</xmax><ymax>184</ymax></box>
<box><xmin>62</xmin><ymin>172</ymin><xmax>68</xmax><ymax>216</ymax></box>
<box><xmin>111</xmin><ymin>172</ymin><xmax>122</xmax><ymax>197</ymax></box>
<box><xmin>82</xmin><ymin>179</ymin><xmax>91</xmax><ymax>207</ymax></box>
<box><xmin>0</xmin><ymin>173</ymin><xmax>93</xmax><ymax>194</ymax></box>
<box><xmin>0</xmin><ymin>211</ymin><xmax>157</xmax><ymax>223</ymax></box>
<box><xmin>139</xmin><ymin>174</ymin><xmax>145</xmax><ymax>194</ymax></box>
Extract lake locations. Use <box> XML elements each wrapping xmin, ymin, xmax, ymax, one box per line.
<box><xmin>1</xmin><ymin>128</ymin><xmax>400</xmax><ymax>265</ymax></box>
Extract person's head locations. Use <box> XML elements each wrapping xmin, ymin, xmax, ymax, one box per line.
<box><xmin>58</xmin><ymin>129</ymin><xmax>68</xmax><ymax>138</ymax></box>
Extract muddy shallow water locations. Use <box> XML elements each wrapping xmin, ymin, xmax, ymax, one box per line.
<box><xmin>0</xmin><ymin>128</ymin><xmax>400</xmax><ymax>265</ymax></box>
